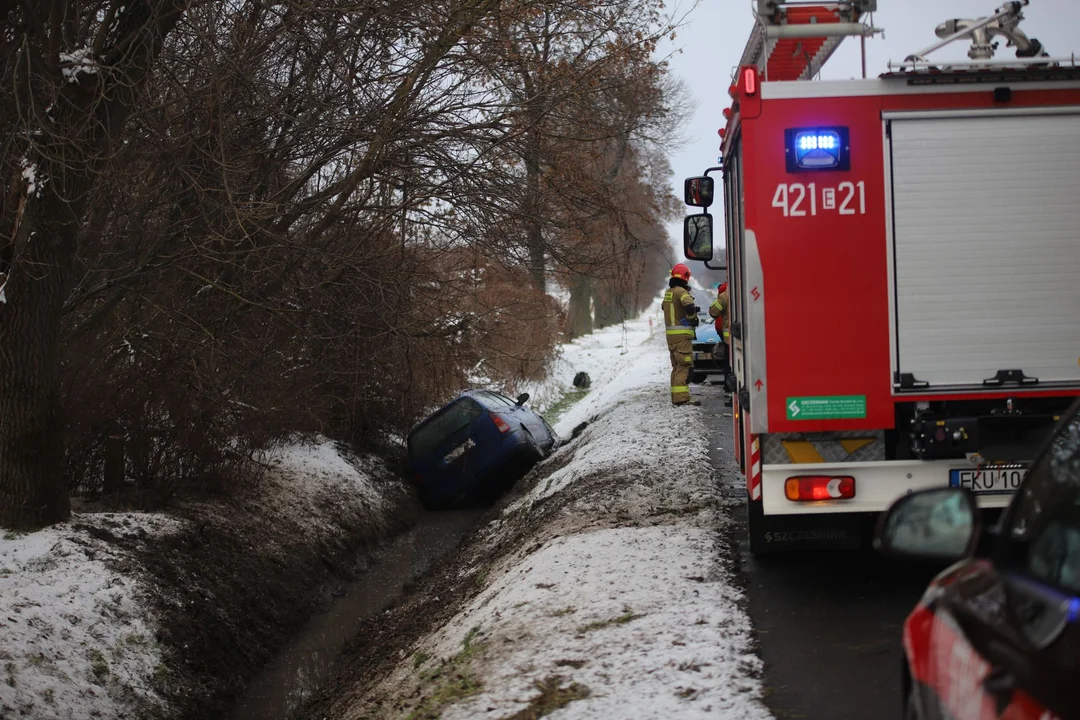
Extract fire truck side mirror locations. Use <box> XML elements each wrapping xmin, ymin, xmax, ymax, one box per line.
<box><xmin>683</xmin><ymin>214</ymin><xmax>714</xmax><ymax>262</ymax></box>
<box><xmin>683</xmin><ymin>176</ymin><xmax>714</xmax><ymax>208</ymax></box>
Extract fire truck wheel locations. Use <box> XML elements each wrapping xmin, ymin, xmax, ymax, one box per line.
<box><xmin>904</xmin><ymin>680</ymin><xmax>922</xmax><ymax>720</ymax></box>
<box><xmin>747</xmin><ymin>494</ymin><xmax>768</xmax><ymax>556</ymax></box>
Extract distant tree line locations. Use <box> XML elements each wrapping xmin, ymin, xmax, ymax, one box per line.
<box><xmin>0</xmin><ymin>0</ymin><xmax>683</xmax><ymax>527</ymax></box>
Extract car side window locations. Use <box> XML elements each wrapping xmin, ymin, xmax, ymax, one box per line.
<box><xmin>1026</xmin><ymin>515</ymin><xmax>1080</xmax><ymax>595</ymax></box>
<box><xmin>1005</xmin><ymin>407</ymin><xmax>1080</xmax><ymax>595</ymax></box>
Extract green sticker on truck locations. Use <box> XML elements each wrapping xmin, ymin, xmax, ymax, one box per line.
<box><xmin>786</xmin><ymin>395</ymin><xmax>866</xmax><ymax>420</ymax></box>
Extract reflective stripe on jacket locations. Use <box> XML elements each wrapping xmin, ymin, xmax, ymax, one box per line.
<box><xmin>709</xmin><ymin>289</ymin><xmax>730</xmax><ymax>336</ymax></box>
<box><xmin>662</xmin><ymin>286</ymin><xmax>696</xmax><ymax>335</ymax></box>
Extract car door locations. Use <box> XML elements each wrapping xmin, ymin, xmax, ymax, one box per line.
<box><xmin>990</xmin><ymin>404</ymin><xmax>1080</xmax><ymax>719</ymax></box>
<box><xmin>923</xmin><ymin>405</ymin><xmax>1080</xmax><ymax>720</ymax></box>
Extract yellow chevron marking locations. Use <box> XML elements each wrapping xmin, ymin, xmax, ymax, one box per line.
<box><xmin>782</xmin><ymin>440</ymin><xmax>825</xmax><ymax>464</ymax></box>
<box><xmin>839</xmin><ymin>438</ymin><xmax>877</xmax><ymax>455</ymax></box>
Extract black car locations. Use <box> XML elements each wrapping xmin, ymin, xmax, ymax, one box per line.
<box><xmin>875</xmin><ymin>399</ymin><xmax>1080</xmax><ymax>720</ymax></box>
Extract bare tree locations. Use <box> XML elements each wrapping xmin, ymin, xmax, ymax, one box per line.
<box><xmin>0</xmin><ymin>0</ymin><xmax>191</xmax><ymax>528</ymax></box>
<box><xmin>0</xmin><ymin>0</ymin><xmax>684</xmax><ymax>527</ymax></box>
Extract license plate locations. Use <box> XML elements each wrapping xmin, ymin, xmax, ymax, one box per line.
<box><xmin>949</xmin><ymin>467</ymin><xmax>1027</xmax><ymax>495</ymax></box>
<box><xmin>443</xmin><ymin>438</ymin><xmax>476</xmax><ymax>464</ymax></box>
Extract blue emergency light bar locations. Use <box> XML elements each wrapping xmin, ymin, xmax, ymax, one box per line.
<box><xmin>784</xmin><ymin>127</ymin><xmax>850</xmax><ymax>172</ymax></box>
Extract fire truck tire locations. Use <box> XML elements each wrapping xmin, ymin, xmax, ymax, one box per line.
<box><xmin>736</xmin><ymin>417</ymin><xmax>746</xmax><ymax>473</ymax></box>
<box><xmin>747</xmin><ymin>494</ymin><xmax>767</xmax><ymax>556</ymax></box>
<box><xmin>904</xmin><ymin>681</ymin><xmax>922</xmax><ymax>720</ymax></box>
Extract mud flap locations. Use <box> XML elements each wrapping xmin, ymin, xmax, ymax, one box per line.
<box><xmin>748</xmin><ymin>496</ymin><xmax>867</xmax><ymax>554</ymax></box>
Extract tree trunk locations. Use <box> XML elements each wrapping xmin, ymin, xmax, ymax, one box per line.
<box><xmin>0</xmin><ymin>189</ymin><xmax>80</xmax><ymax>526</ymax></box>
<box><xmin>594</xmin><ymin>293</ymin><xmax>616</xmax><ymax>329</ymax></box>
<box><xmin>0</xmin><ymin>0</ymin><xmax>189</xmax><ymax>528</ymax></box>
<box><xmin>566</xmin><ymin>275</ymin><xmax>592</xmax><ymax>339</ymax></box>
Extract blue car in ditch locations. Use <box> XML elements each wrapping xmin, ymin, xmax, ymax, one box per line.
<box><xmin>406</xmin><ymin>390</ymin><xmax>558</xmax><ymax>509</ymax></box>
<box><xmin>691</xmin><ymin>320</ymin><xmax>728</xmax><ymax>384</ymax></box>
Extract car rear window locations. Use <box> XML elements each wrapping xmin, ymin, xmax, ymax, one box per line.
<box><xmin>409</xmin><ymin>397</ymin><xmax>484</xmax><ymax>458</ymax></box>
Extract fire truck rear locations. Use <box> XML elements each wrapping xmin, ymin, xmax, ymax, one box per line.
<box><xmin>682</xmin><ymin>0</ymin><xmax>1080</xmax><ymax>553</ymax></box>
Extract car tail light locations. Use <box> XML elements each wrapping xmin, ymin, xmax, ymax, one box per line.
<box><xmin>784</xmin><ymin>476</ymin><xmax>855</xmax><ymax>502</ymax></box>
<box><xmin>490</xmin><ymin>413</ymin><xmax>511</xmax><ymax>434</ymax></box>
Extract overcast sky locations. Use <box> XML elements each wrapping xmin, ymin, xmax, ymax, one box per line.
<box><xmin>659</xmin><ymin>0</ymin><xmax>1080</xmax><ymax>269</ymax></box>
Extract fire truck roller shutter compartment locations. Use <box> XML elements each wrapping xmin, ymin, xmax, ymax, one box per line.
<box><xmin>887</xmin><ymin>108</ymin><xmax>1080</xmax><ymax>391</ymax></box>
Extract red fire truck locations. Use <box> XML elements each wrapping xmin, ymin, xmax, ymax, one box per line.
<box><xmin>683</xmin><ymin>0</ymin><xmax>1080</xmax><ymax>553</ymax></box>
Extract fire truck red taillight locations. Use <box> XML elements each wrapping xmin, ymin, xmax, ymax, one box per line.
<box><xmin>784</xmin><ymin>476</ymin><xmax>856</xmax><ymax>502</ymax></box>
<box><xmin>742</xmin><ymin>67</ymin><xmax>757</xmax><ymax>96</ymax></box>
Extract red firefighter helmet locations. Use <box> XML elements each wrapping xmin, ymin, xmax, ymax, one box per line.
<box><xmin>717</xmin><ymin>282</ymin><xmax>728</xmax><ymax>294</ymax></box>
<box><xmin>671</xmin><ymin>263</ymin><xmax>691</xmax><ymax>282</ymax></box>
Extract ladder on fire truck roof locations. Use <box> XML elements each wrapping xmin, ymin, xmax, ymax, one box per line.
<box><xmin>740</xmin><ymin>0</ymin><xmax>881</xmax><ymax>82</ymax></box>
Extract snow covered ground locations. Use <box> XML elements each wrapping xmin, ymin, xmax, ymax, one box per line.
<box><xmin>335</xmin><ymin>308</ymin><xmax>772</xmax><ymax>719</ymax></box>
<box><xmin>0</xmin><ymin>438</ymin><xmax>403</xmax><ymax>720</ymax></box>
<box><xmin>522</xmin><ymin>301</ymin><xmax>662</xmax><ymax>420</ymax></box>
<box><xmin>0</xmin><ymin>514</ymin><xmax>181</xmax><ymax>719</ymax></box>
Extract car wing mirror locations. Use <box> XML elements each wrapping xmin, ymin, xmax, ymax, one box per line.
<box><xmin>683</xmin><ymin>213</ymin><xmax>714</xmax><ymax>262</ymax></box>
<box><xmin>874</xmin><ymin>487</ymin><xmax>980</xmax><ymax>562</ymax></box>
<box><xmin>684</xmin><ymin>176</ymin><xmax>714</xmax><ymax>208</ymax></box>
<box><xmin>515</xmin><ymin>393</ymin><xmax>530</xmax><ymax>407</ymax></box>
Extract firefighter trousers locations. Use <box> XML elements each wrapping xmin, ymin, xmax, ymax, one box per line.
<box><xmin>667</xmin><ymin>335</ymin><xmax>693</xmax><ymax>405</ymax></box>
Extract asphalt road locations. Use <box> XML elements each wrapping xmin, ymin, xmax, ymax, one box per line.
<box><xmin>698</xmin><ymin>381</ymin><xmax>940</xmax><ymax>720</ymax></box>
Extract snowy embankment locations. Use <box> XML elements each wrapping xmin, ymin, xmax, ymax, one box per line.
<box><xmin>312</xmin><ymin>309</ymin><xmax>771</xmax><ymax>719</ymax></box>
<box><xmin>0</xmin><ymin>438</ymin><xmax>411</xmax><ymax>720</ymax></box>
<box><xmin>0</xmin><ymin>514</ymin><xmax>181</xmax><ymax>719</ymax></box>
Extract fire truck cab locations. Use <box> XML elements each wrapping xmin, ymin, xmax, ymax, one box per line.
<box><xmin>684</xmin><ymin>0</ymin><xmax>1080</xmax><ymax>553</ymax></box>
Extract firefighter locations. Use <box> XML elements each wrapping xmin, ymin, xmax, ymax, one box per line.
<box><xmin>710</xmin><ymin>281</ymin><xmax>734</xmax><ymax>405</ymax></box>
<box><xmin>662</xmin><ymin>263</ymin><xmax>700</xmax><ymax>406</ymax></box>
<box><xmin>709</xmin><ymin>282</ymin><xmax>730</xmax><ymax>348</ymax></box>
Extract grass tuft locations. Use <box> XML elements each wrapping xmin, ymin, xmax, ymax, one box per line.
<box><xmin>577</xmin><ymin>607</ymin><xmax>644</xmax><ymax>633</ymax></box>
<box><xmin>541</xmin><ymin>389</ymin><xmax>589</xmax><ymax>427</ymax></box>
<box><xmin>406</xmin><ymin>627</ymin><xmax>485</xmax><ymax>720</ymax></box>
<box><xmin>89</xmin><ymin>650</ymin><xmax>109</xmax><ymax>683</ymax></box>
<box><xmin>498</xmin><ymin>675</ymin><xmax>590</xmax><ymax>720</ymax></box>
